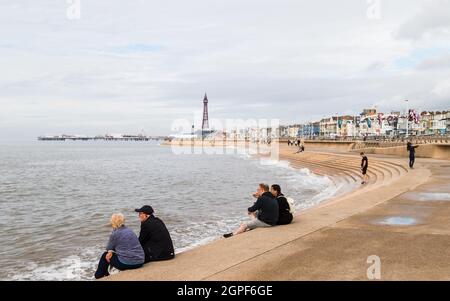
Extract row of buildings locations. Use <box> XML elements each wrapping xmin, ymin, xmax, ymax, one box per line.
<box><xmin>219</xmin><ymin>109</ymin><xmax>450</xmax><ymax>140</ymax></box>
<box><xmin>282</xmin><ymin>109</ymin><xmax>450</xmax><ymax>139</ymax></box>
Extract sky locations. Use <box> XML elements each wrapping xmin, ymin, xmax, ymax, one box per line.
<box><xmin>0</xmin><ymin>0</ymin><xmax>449</xmax><ymax>139</ymax></box>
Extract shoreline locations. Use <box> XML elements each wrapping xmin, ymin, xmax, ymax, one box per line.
<box><xmin>105</xmin><ymin>143</ymin><xmax>450</xmax><ymax>280</ymax></box>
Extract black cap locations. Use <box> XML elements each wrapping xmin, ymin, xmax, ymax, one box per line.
<box><xmin>135</xmin><ymin>205</ymin><xmax>154</xmax><ymax>215</ymax></box>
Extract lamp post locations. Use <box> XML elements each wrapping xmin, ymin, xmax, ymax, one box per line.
<box><xmin>405</xmin><ymin>100</ymin><xmax>409</xmax><ymax>139</ymax></box>
<box><xmin>336</xmin><ymin>113</ymin><xmax>339</xmax><ymax>138</ymax></box>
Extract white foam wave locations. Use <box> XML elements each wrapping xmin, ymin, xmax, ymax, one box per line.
<box><xmin>257</xmin><ymin>158</ymin><xmax>341</xmax><ymax>210</ymax></box>
<box><xmin>7</xmin><ymin>250</ymin><xmax>99</xmax><ymax>281</ymax></box>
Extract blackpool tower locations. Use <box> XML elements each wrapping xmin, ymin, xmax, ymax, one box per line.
<box><xmin>202</xmin><ymin>93</ymin><xmax>209</xmax><ymax>130</ymax></box>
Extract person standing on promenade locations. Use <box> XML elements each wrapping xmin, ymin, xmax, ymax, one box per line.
<box><xmin>407</xmin><ymin>142</ymin><xmax>420</xmax><ymax>169</ymax></box>
<box><xmin>94</xmin><ymin>213</ymin><xmax>145</xmax><ymax>279</ymax></box>
<box><xmin>295</xmin><ymin>143</ymin><xmax>305</xmax><ymax>154</ymax></box>
<box><xmin>223</xmin><ymin>183</ymin><xmax>279</xmax><ymax>238</ymax></box>
<box><xmin>135</xmin><ymin>205</ymin><xmax>175</xmax><ymax>263</ymax></box>
<box><xmin>361</xmin><ymin>152</ymin><xmax>369</xmax><ymax>185</ymax></box>
<box><xmin>270</xmin><ymin>184</ymin><xmax>293</xmax><ymax>225</ymax></box>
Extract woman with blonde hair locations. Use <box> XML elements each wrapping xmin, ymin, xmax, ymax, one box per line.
<box><xmin>94</xmin><ymin>213</ymin><xmax>145</xmax><ymax>279</ymax></box>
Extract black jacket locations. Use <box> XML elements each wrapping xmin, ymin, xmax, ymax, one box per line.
<box><xmin>409</xmin><ymin>145</ymin><xmax>419</xmax><ymax>158</ymax></box>
<box><xmin>361</xmin><ymin>156</ymin><xmax>368</xmax><ymax>170</ymax></box>
<box><xmin>276</xmin><ymin>194</ymin><xmax>293</xmax><ymax>225</ymax></box>
<box><xmin>139</xmin><ymin>216</ymin><xmax>175</xmax><ymax>263</ymax></box>
<box><xmin>248</xmin><ymin>192</ymin><xmax>279</xmax><ymax>226</ymax></box>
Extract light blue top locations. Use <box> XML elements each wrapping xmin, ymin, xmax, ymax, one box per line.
<box><xmin>106</xmin><ymin>226</ymin><xmax>145</xmax><ymax>265</ymax></box>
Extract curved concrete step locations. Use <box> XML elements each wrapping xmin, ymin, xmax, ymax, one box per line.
<box><xmin>279</xmin><ymin>151</ymin><xmax>408</xmax><ymax>190</ymax></box>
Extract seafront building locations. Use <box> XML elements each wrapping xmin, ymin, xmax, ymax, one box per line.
<box><xmin>165</xmin><ymin>95</ymin><xmax>449</xmax><ymax>141</ymax></box>
<box><xmin>286</xmin><ymin>108</ymin><xmax>449</xmax><ymax>139</ymax></box>
<box><xmin>447</xmin><ymin>111</ymin><xmax>450</xmax><ymax>133</ymax></box>
<box><xmin>221</xmin><ymin>108</ymin><xmax>449</xmax><ymax>140</ymax></box>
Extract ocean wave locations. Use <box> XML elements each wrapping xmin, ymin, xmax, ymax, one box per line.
<box><xmin>6</xmin><ymin>248</ymin><xmax>100</xmax><ymax>281</ymax></box>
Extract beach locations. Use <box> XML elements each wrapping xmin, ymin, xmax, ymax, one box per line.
<box><xmin>107</xmin><ymin>142</ymin><xmax>450</xmax><ymax>280</ymax></box>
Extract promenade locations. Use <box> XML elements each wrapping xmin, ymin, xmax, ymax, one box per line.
<box><xmin>107</xmin><ymin>143</ymin><xmax>450</xmax><ymax>280</ymax></box>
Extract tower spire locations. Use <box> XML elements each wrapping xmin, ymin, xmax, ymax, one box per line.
<box><xmin>202</xmin><ymin>92</ymin><xmax>209</xmax><ymax>130</ymax></box>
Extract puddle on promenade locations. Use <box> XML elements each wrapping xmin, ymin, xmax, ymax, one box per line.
<box><xmin>375</xmin><ymin>217</ymin><xmax>418</xmax><ymax>226</ymax></box>
<box><xmin>403</xmin><ymin>192</ymin><xmax>450</xmax><ymax>202</ymax></box>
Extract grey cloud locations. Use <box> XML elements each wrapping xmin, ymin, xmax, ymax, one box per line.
<box><xmin>396</xmin><ymin>0</ymin><xmax>450</xmax><ymax>40</ymax></box>
<box><xmin>417</xmin><ymin>54</ymin><xmax>450</xmax><ymax>70</ymax></box>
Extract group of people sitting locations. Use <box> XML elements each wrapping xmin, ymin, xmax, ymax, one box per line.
<box><xmin>223</xmin><ymin>183</ymin><xmax>294</xmax><ymax>238</ymax></box>
<box><xmin>287</xmin><ymin>139</ymin><xmax>300</xmax><ymax>147</ymax></box>
<box><xmin>288</xmin><ymin>139</ymin><xmax>306</xmax><ymax>153</ymax></box>
<box><xmin>95</xmin><ymin>184</ymin><xmax>295</xmax><ymax>279</ymax></box>
<box><xmin>94</xmin><ymin>205</ymin><xmax>175</xmax><ymax>279</ymax></box>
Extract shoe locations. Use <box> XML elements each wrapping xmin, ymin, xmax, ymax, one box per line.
<box><xmin>223</xmin><ymin>233</ymin><xmax>233</xmax><ymax>238</ymax></box>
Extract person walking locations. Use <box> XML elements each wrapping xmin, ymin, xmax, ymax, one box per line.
<box><xmin>360</xmin><ymin>152</ymin><xmax>369</xmax><ymax>185</ymax></box>
<box><xmin>407</xmin><ymin>142</ymin><xmax>419</xmax><ymax>169</ymax></box>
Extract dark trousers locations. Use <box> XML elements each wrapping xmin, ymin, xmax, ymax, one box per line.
<box><xmin>145</xmin><ymin>254</ymin><xmax>175</xmax><ymax>264</ymax></box>
<box><xmin>94</xmin><ymin>252</ymin><xmax>143</xmax><ymax>279</ymax></box>
<box><xmin>409</xmin><ymin>156</ymin><xmax>415</xmax><ymax>168</ymax></box>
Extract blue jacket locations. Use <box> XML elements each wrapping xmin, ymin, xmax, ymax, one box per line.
<box><xmin>106</xmin><ymin>226</ymin><xmax>145</xmax><ymax>265</ymax></box>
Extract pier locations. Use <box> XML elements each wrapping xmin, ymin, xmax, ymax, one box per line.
<box><xmin>37</xmin><ymin>135</ymin><xmax>168</xmax><ymax>142</ymax></box>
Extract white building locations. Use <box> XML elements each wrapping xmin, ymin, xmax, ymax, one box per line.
<box><xmin>288</xmin><ymin>125</ymin><xmax>301</xmax><ymax>138</ymax></box>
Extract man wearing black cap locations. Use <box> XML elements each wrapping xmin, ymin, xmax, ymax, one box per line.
<box><xmin>135</xmin><ymin>205</ymin><xmax>175</xmax><ymax>263</ymax></box>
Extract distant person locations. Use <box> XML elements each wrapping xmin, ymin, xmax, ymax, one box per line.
<box><xmin>360</xmin><ymin>152</ymin><xmax>369</xmax><ymax>185</ymax></box>
<box><xmin>94</xmin><ymin>213</ymin><xmax>145</xmax><ymax>279</ymax></box>
<box><xmin>270</xmin><ymin>184</ymin><xmax>293</xmax><ymax>225</ymax></box>
<box><xmin>407</xmin><ymin>142</ymin><xmax>419</xmax><ymax>169</ymax></box>
<box><xmin>223</xmin><ymin>183</ymin><xmax>279</xmax><ymax>238</ymax></box>
<box><xmin>294</xmin><ymin>142</ymin><xmax>305</xmax><ymax>153</ymax></box>
<box><xmin>135</xmin><ymin>205</ymin><xmax>175</xmax><ymax>263</ymax></box>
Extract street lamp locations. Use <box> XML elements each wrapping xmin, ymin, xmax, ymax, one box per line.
<box><xmin>405</xmin><ymin>100</ymin><xmax>409</xmax><ymax>139</ymax></box>
<box><xmin>336</xmin><ymin>113</ymin><xmax>339</xmax><ymax>138</ymax></box>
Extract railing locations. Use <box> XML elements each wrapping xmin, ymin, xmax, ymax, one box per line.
<box><xmin>350</xmin><ymin>137</ymin><xmax>450</xmax><ymax>150</ymax></box>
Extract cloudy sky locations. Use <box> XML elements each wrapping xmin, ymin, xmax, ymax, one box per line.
<box><xmin>1</xmin><ymin>0</ymin><xmax>449</xmax><ymax>139</ymax></box>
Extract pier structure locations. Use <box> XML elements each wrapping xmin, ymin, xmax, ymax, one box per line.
<box><xmin>37</xmin><ymin>135</ymin><xmax>168</xmax><ymax>141</ymax></box>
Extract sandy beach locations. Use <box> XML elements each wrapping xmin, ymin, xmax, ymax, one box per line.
<box><xmin>107</xmin><ymin>142</ymin><xmax>450</xmax><ymax>281</ymax></box>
